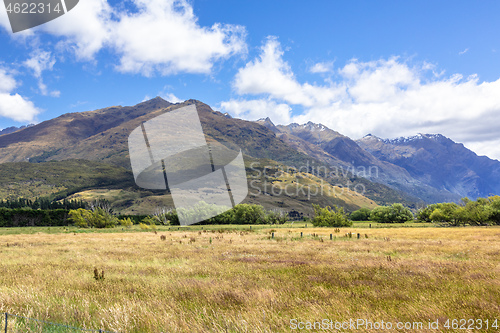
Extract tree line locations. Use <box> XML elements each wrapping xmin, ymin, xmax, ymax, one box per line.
<box><xmin>0</xmin><ymin>197</ymin><xmax>87</xmax><ymax>210</ymax></box>
<box><xmin>69</xmin><ymin>202</ymin><xmax>290</xmax><ymax>228</ymax></box>
<box><xmin>348</xmin><ymin>196</ymin><xmax>500</xmax><ymax>226</ymax></box>
<box><xmin>1</xmin><ymin>196</ymin><xmax>500</xmax><ymax>228</ymax></box>
<box><xmin>416</xmin><ymin>196</ymin><xmax>500</xmax><ymax>226</ymax></box>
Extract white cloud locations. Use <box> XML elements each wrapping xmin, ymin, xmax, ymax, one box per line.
<box><xmin>161</xmin><ymin>93</ymin><xmax>183</xmax><ymax>104</ymax></box>
<box><xmin>24</xmin><ymin>50</ymin><xmax>55</xmax><ymax>78</ymax></box>
<box><xmin>220</xmin><ymin>99</ymin><xmax>292</xmax><ymax>124</ymax></box>
<box><xmin>24</xmin><ymin>50</ymin><xmax>60</xmax><ymax>97</ymax></box>
<box><xmin>459</xmin><ymin>48</ymin><xmax>469</xmax><ymax>55</ymax></box>
<box><xmin>42</xmin><ymin>0</ymin><xmax>114</xmax><ymax>61</ymax></box>
<box><xmin>111</xmin><ymin>0</ymin><xmax>246</xmax><ymax>76</ymax></box>
<box><xmin>0</xmin><ymin>68</ymin><xmax>41</xmax><ymax>122</ymax></box>
<box><xmin>234</xmin><ymin>37</ymin><xmax>342</xmax><ymax>108</ymax></box>
<box><xmin>227</xmin><ymin>38</ymin><xmax>500</xmax><ymax>160</ymax></box>
<box><xmin>0</xmin><ymin>68</ymin><xmax>17</xmax><ymax>92</ymax></box>
<box><xmin>38</xmin><ymin>0</ymin><xmax>246</xmax><ymax>75</ymax></box>
<box><xmin>310</xmin><ymin>61</ymin><xmax>334</xmax><ymax>74</ymax></box>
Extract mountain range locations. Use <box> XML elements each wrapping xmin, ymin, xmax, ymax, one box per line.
<box><xmin>0</xmin><ymin>97</ymin><xmax>498</xmax><ymax>215</ymax></box>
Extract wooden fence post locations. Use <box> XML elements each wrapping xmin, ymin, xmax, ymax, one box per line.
<box><xmin>4</xmin><ymin>313</ymin><xmax>8</xmax><ymax>333</ymax></box>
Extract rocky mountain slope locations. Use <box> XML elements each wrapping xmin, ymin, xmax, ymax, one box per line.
<box><xmin>357</xmin><ymin>134</ymin><xmax>500</xmax><ymax>199</ymax></box>
<box><xmin>257</xmin><ymin>119</ymin><xmax>460</xmax><ymax>203</ymax></box>
<box><xmin>0</xmin><ymin>98</ymin><xmax>411</xmax><ymax>214</ymax></box>
<box><xmin>2</xmin><ymin>97</ymin><xmax>494</xmax><ymax>210</ymax></box>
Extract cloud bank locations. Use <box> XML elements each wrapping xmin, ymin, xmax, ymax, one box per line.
<box><xmin>39</xmin><ymin>0</ymin><xmax>247</xmax><ymax>75</ymax></box>
<box><xmin>221</xmin><ymin>38</ymin><xmax>500</xmax><ymax>160</ymax></box>
<box><xmin>0</xmin><ymin>0</ymin><xmax>247</xmax><ymax>122</ymax></box>
<box><xmin>0</xmin><ymin>68</ymin><xmax>41</xmax><ymax>122</ymax></box>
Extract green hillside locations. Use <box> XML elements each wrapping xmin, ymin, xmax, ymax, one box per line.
<box><xmin>0</xmin><ymin>160</ymin><xmax>133</xmax><ymax>201</ymax></box>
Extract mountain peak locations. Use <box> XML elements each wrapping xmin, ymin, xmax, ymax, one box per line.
<box><xmin>255</xmin><ymin>117</ymin><xmax>278</xmax><ymax>133</ymax></box>
<box><xmin>287</xmin><ymin>121</ymin><xmax>329</xmax><ymax>132</ymax></box>
<box><xmin>134</xmin><ymin>97</ymin><xmax>172</xmax><ymax>110</ymax></box>
<box><xmin>383</xmin><ymin>133</ymin><xmax>449</xmax><ymax>145</ymax></box>
<box><xmin>256</xmin><ymin>117</ymin><xmax>274</xmax><ymax>125</ymax></box>
<box><xmin>361</xmin><ymin>133</ymin><xmax>382</xmax><ymax>141</ymax></box>
<box><xmin>0</xmin><ymin>124</ymin><xmax>35</xmax><ymax>137</ymax></box>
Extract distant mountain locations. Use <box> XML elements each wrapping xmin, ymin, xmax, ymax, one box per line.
<box><xmin>0</xmin><ymin>97</ymin><xmax>173</xmax><ymax>165</ymax></box>
<box><xmin>273</xmin><ymin>122</ymin><xmax>457</xmax><ymax>203</ymax></box>
<box><xmin>0</xmin><ymin>124</ymin><xmax>34</xmax><ymax>137</ymax></box>
<box><xmin>4</xmin><ymin>97</ymin><xmax>492</xmax><ymax>210</ymax></box>
<box><xmin>0</xmin><ymin>98</ymin><xmax>411</xmax><ymax>214</ymax></box>
<box><xmin>357</xmin><ymin>133</ymin><xmax>500</xmax><ymax>199</ymax></box>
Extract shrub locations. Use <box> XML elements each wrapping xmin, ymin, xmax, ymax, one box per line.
<box><xmin>139</xmin><ymin>223</ymin><xmax>150</xmax><ymax>230</ymax></box>
<box><xmin>420</xmin><ymin>197</ymin><xmax>500</xmax><ymax>226</ymax></box>
<box><xmin>416</xmin><ymin>204</ymin><xmax>439</xmax><ymax>222</ymax></box>
<box><xmin>350</xmin><ymin>208</ymin><xmax>371</xmax><ymax>221</ymax></box>
<box><xmin>228</xmin><ymin>204</ymin><xmax>267</xmax><ymax>224</ymax></box>
<box><xmin>370</xmin><ymin>204</ymin><xmax>413</xmax><ymax>223</ymax></box>
<box><xmin>69</xmin><ymin>208</ymin><xmax>118</xmax><ymax>228</ymax></box>
<box><xmin>265</xmin><ymin>209</ymin><xmax>288</xmax><ymax>224</ymax></box>
<box><xmin>311</xmin><ymin>204</ymin><xmax>352</xmax><ymax>227</ymax></box>
<box><xmin>119</xmin><ymin>217</ymin><xmax>133</xmax><ymax>228</ymax></box>
<box><xmin>152</xmin><ymin>207</ymin><xmax>176</xmax><ymax>225</ymax></box>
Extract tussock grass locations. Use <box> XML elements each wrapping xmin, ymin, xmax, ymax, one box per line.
<box><xmin>0</xmin><ymin>226</ymin><xmax>498</xmax><ymax>332</ymax></box>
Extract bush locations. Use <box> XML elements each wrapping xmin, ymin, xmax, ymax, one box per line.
<box><xmin>350</xmin><ymin>208</ymin><xmax>371</xmax><ymax>221</ymax></box>
<box><xmin>69</xmin><ymin>208</ymin><xmax>118</xmax><ymax>228</ymax></box>
<box><xmin>428</xmin><ymin>204</ymin><xmax>457</xmax><ymax>224</ymax></box>
<box><xmin>143</xmin><ymin>203</ymin><xmax>289</xmax><ymax>225</ymax></box>
<box><xmin>370</xmin><ymin>204</ymin><xmax>413</xmax><ymax>223</ymax></box>
<box><xmin>416</xmin><ymin>204</ymin><xmax>439</xmax><ymax>222</ymax></box>
<box><xmin>139</xmin><ymin>222</ymin><xmax>150</xmax><ymax>230</ymax></box>
<box><xmin>231</xmin><ymin>204</ymin><xmax>267</xmax><ymax>224</ymax></box>
<box><xmin>311</xmin><ymin>204</ymin><xmax>352</xmax><ymax>227</ymax></box>
<box><xmin>418</xmin><ymin>197</ymin><xmax>500</xmax><ymax>226</ymax></box>
<box><xmin>119</xmin><ymin>217</ymin><xmax>133</xmax><ymax>228</ymax></box>
<box><xmin>176</xmin><ymin>202</ymin><xmax>229</xmax><ymax>225</ymax></box>
<box><xmin>265</xmin><ymin>209</ymin><xmax>288</xmax><ymax>224</ymax></box>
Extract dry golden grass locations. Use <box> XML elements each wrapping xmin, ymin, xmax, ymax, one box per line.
<box><xmin>0</xmin><ymin>226</ymin><xmax>499</xmax><ymax>332</ymax></box>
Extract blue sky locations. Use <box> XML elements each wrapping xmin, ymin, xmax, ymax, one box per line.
<box><xmin>1</xmin><ymin>0</ymin><xmax>500</xmax><ymax>159</ymax></box>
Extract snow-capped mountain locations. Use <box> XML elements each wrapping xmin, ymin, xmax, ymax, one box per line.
<box><xmin>358</xmin><ymin>133</ymin><xmax>500</xmax><ymax>199</ymax></box>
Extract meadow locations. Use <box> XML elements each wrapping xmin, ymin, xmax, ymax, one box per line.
<box><xmin>0</xmin><ymin>224</ymin><xmax>498</xmax><ymax>332</ymax></box>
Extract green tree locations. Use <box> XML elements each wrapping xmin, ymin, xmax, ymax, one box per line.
<box><xmin>370</xmin><ymin>204</ymin><xmax>413</xmax><ymax>223</ymax></box>
<box><xmin>350</xmin><ymin>208</ymin><xmax>371</xmax><ymax>221</ymax></box>
<box><xmin>265</xmin><ymin>209</ymin><xmax>288</xmax><ymax>224</ymax></box>
<box><xmin>428</xmin><ymin>202</ymin><xmax>461</xmax><ymax>226</ymax></box>
<box><xmin>390</xmin><ymin>203</ymin><xmax>414</xmax><ymax>223</ymax></box>
<box><xmin>462</xmin><ymin>199</ymin><xmax>492</xmax><ymax>226</ymax></box>
<box><xmin>176</xmin><ymin>202</ymin><xmax>229</xmax><ymax>225</ymax></box>
<box><xmin>416</xmin><ymin>204</ymin><xmax>439</xmax><ymax>222</ymax></box>
<box><xmin>311</xmin><ymin>204</ymin><xmax>352</xmax><ymax>227</ymax></box>
<box><xmin>231</xmin><ymin>204</ymin><xmax>267</xmax><ymax>224</ymax></box>
<box><xmin>369</xmin><ymin>206</ymin><xmax>391</xmax><ymax>223</ymax></box>
<box><xmin>488</xmin><ymin>195</ymin><xmax>500</xmax><ymax>225</ymax></box>
<box><xmin>69</xmin><ymin>208</ymin><xmax>118</xmax><ymax>228</ymax></box>
<box><xmin>119</xmin><ymin>217</ymin><xmax>134</xmax><ymax>228</ymax></box>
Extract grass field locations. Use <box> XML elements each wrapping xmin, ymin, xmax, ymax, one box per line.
<box><xmin>0</xmin><ymin>225</ymin><xmax>499</xmax><ymax>332</ymax></box>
